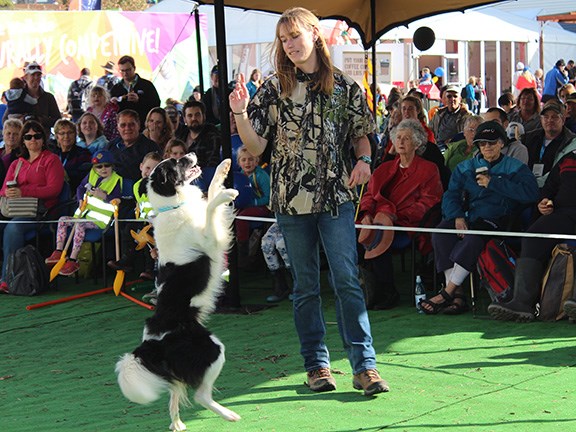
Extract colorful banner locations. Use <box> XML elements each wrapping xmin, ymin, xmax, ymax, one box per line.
<box><xmin>0</xmin><ymin>11</ymin><xmax>209</xmax><ymax>112</ymax></box>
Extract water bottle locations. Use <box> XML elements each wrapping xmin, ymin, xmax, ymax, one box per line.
<box><xmin>415</xmin><ymin>275</ymin><xmax>426</xmax><ymax>313</ymax></box>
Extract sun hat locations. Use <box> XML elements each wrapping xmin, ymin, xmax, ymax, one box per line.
<box><xmin>358</xmin><ymin>213</ymin><xmax>395</xmax><ymax>259</ymax></box>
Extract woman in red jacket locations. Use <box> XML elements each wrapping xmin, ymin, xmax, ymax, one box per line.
<box><xmin>0</xmin><ymin>120</ymin><xmax>64</xmax><ymax>292</ymax></box>
<box><xmin>358</xmin><ymin>118</ymin><xmax>443</xmax><ymax>309</ymax></box>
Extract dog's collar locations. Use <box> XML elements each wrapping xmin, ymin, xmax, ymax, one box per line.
<box><xmin>156</xmin><ymin>202</ymin><xmax>185</xmax><ymax>213</ymax></box>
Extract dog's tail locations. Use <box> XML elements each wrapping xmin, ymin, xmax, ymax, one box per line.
<box><xmin>115</xmin><ymin>353</ymin><xmax>169</xmax><ymax>405</ymax></box>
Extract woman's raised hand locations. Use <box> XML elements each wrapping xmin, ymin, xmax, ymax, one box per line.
<box><xmin>229</xmin><ymin>73</ymin><xmax>250</xmax><ymax>113</ymax></box>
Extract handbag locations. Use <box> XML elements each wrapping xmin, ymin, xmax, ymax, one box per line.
<box><xmin>0</xmin><ymin>160</ymin><xmax>39</xmax><ymax>218</ymax></box>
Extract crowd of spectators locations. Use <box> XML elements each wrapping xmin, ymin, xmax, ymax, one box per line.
<box><xmin>2</xmin><ymin>53</ymin><xmax>576</xmax><ymax>325</ymax></box>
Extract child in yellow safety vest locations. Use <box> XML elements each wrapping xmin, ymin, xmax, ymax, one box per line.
<box><xmin>45</xmin><ymin>150</ymin><xmax>123</xmax><ymax>276</ymax></box>
<box><xmin>107</xmin><ymin>151</ymin><xmax>161</xmax><ymax>285</ymax></box>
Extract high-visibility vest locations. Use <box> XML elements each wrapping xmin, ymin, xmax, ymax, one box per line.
<box><xmin>74</xmin><ymin>170</ymin><xmax>123</xmax><ymax>228</ymax></box>
<box><xmin>133</xmin><ymin>178</ymin><xmax>155</xmax><ymax>220</ymax></box>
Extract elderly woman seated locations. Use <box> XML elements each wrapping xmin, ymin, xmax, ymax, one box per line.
<box><xmin>422</xmin><ymin>121</ymin><xmax>539</xmax><ymax>315</ymax></box>
<box><xmin>358</xmin><ymin>119</ymin><xmax>443</xmax><ymax>309</ymax></box>
<box><xmin>443</xmin><ymin>115</ymin><xmax>484</xmax><ymax>171</ymax></box>
<box><xmin>488</xmin><ymin>148</ymin><xmax>576</xmax><ymax>322</ymax></box>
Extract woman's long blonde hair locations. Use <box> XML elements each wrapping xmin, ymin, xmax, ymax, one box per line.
<box><xmin>274</xmin><ymin>7</ymin><xmax>334</xmax><ymax>97</ymax></box>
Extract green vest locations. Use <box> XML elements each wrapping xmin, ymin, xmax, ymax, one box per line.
<box><xmin>74</xmin><ymin>170</ymin><xmax>123</xmax><ymax>228</ymax></box>
<box><xmin>133</xmin><ymin>178</ymin><xmax>155</xmax><ymax>220</ymax></box>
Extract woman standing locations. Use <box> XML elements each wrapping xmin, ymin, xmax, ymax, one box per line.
<box><xmin>515</xmin><ymin>67</ymin><xmax>537</xmax><ymax>93</ymax></box>
<box><xmin>464</xmin><ymin>76</ymin><xmax>477</xmax><ymax>112</ymax></box>
<box><xmin>77</xmin><ymin>112</ymin><xmax>109</xmax><ymax>155</ymax></box>
<box><xmin>0</xmin><ymin>120</ymin><xmax>65</xmax><ymax>292</ymax></box>
<box><xmin>246</xmin><ymin>68</ymin><xmax>263</xmax><ymax>99</ymax></box>
<box><xmin>143</xmin><ymin>107</ymin><xmax>173</xmax><ymax>154</ymax></box>
<box><xmin>87</xmin><ymin>85</ymin><xmax>119</xmax><ymax>141</ymax></box>
<box><xmin>230</xmin><ymin>7</ymin><xmax>388</xmax><ymax>396</ymax></box>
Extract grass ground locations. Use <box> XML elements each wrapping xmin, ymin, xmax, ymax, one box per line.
<box><xmin>2</xmin><ymin>261</ymin><xmax>576</xmax><ymax>432</ymax></box>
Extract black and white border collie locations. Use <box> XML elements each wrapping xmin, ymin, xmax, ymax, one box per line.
<box><xmin>115</xmin><ymin>154</ymin><xmax>240</xmax><ymax>431</ymax></box>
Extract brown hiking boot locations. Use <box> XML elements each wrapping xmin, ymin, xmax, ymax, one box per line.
<box><xmin>353</xmin><ymin>369</ymin><xmax>390</xmax><ymax>396</ymax></box>
<box><xmin>306</xmin><ymin>368</ymin><xmax>336</xmax><ymax>392</ymax></box>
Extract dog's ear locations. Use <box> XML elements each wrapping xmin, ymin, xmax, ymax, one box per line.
<box><xmin>149</xmin><ymin>160</ymin><xmax>179</xmax><ymax>197</ymax></box>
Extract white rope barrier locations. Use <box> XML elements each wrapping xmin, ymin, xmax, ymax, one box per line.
<box><xmin>3</xmin><ymin>214</ymin><xmax>576</xmax><ymax>242</ymax></box>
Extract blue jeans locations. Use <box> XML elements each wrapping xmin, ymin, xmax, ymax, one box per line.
<box><xmin>276</xmin><ymin>201</ymin><xmax>377</xmax><ymax>375</ymax></box>
<box><xmin>1</xmin><ymin>217</ymin><xmax>38</xmax><ymax>282</ymax></box>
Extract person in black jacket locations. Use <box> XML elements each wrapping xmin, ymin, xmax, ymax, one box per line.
<box><xmin>488</xmin><ymin>150</ymin><xmax>576</xmax><ymax>322</ymax></box>
<box><xmin>106</xmin><ymin>110</ymin><xmax>160</xmax><ymax>181</ymax></box>
<box><xmin>522</xmin><ymin>100</ymin><xmax>576</xmax><ymax>186</ymax></box>
<box><xmin>110</xmin><ymin>56</ymin><xmax>160</xmax><ymax>131</ymax></box>
<box><xmin>175</xmin><ymin>100</ymin><xmax>222</xmax><ymax>168</ymax></box>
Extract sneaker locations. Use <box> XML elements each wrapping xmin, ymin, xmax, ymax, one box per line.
<box><xmin>107</xmin><ymin>259</ymin><xmax>133</xmax><ymax>272</ymax></box>
<box><xmin>45</xmin><ymin>250</ymin><xmax>62</xmax><ymax>265</ymax></box>
<box><xmin>0</xmin><ymin>282</ymin><xmax>8</xmax><ymax>294</ymax></box>
<box><xmin>59</xmin><ymin>260</ymin><xmax>80</xmax><ymax>276</ymax></box>
<box><xmin>305</xmin><ymin>368</ymin><xmax>337</xmax><ymax>392</ymax></box>
<box><xmin>353</xmin><ymin>369</ymin><xmax>389</xmax><ymax>396</ymax></box>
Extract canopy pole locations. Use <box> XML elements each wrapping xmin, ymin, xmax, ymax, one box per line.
<box><xmin>371</xmin><ymin>0</ymin><xmax>377</xmax><ymax>117</ymax></box>
<box><xmin>214</xmin><ymin>0</ymin><xmax>241</xmax><ymax>309</ymax></box>
<box><xmin>194</xmin><ymin>7</ymin><xmax>204</xmax><ymax>93</ymax></box>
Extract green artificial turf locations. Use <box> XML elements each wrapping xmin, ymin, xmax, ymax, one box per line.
<box><xmin>1</xmin><ymin>266</ymin><xmax>576</xmax><ymax>432</ymax></box>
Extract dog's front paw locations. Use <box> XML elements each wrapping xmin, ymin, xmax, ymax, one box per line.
<box><xmin>224</xmin><ymin>188</ymin><xmax>239</xmax><ymax>202</ymax></box>
<box><xmin>214</xmin><ymin>159</ymin><xmax>232</xmax><ymax>183</ymax></box>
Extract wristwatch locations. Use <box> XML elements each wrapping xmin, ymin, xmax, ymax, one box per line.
<box><xmin>357</xmin><ymin>155</ymin><xmax>372</xmax><ymax>165</ymax></box>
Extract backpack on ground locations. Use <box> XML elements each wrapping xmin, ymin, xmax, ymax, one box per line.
<box><xmin>539</xmin><ymin>244</ymin><xmax>575</xmax><ymax>321</ymax></box>
<box><xmin>6</xmin><ymin>245</ymin><xmax>50</xmax><ymax>296</ymax></box>
<box><xmin>477</xmin><ymin>239</ymin><xmax>517</xmax><ymax>303</ymax></box>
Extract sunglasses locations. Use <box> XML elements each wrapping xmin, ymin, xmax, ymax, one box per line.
<box><xmin>94</xmin><ymin>163</ymin><xmax>112</xmax><ymax>169</ymax></box>
<box><xmin>23</xmin><ymin>133</ymin><xmax>43</xmax><ymax>141</ymax></box>
<box><xmin>477</xmin><ymin>141</ymin><xmax>499</xmax><ymax>147</ymax></box>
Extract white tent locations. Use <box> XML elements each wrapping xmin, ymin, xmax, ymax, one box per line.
<box><xmin>147</xmin><ymin>1</ymin><xmax>279</xmax><ymax>46</ymax></box>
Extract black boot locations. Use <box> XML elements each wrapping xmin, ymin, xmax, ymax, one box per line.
<box><xmin>266</xmin><ymin>268</ymin><xmax>291</xmax><ymax>303</ymax></box>
<box><xmin>563</xmin><ymin>299</ymin><xmax>576</xmax><ymax>321</ymax></box>
<box><xmin>488</xmin><ymin>258</ymin><xmax>543</xmax><ymax>322</ymax></box>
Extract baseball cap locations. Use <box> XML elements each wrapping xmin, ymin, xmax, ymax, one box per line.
<box><xmin>516</xmin><ymin>61</ymin><xmax>524</xmax><ymax>70</ymax></box>
<box><xmin>540</xmin><ymin>100</ymin><xmax>565</xmax><ymax>116</ymax></box>
<box><xmin>91</xmin><ymin>150</ymin><xmax>115</xmax><ymax>165</ymax></box>
<box><xmin>444</xmin><ymin>84</ymin><xmax>460</xmax><ymax>94</ymax></box>
<box><xmin>473</xmin><ymin>121</ymin><xmax>507</xmax><ymax>144</ymax></box>
<box><xmin>24</xmin><ymin>61</ymin><xmax>43</xmax><ymax>75</ymax></box>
